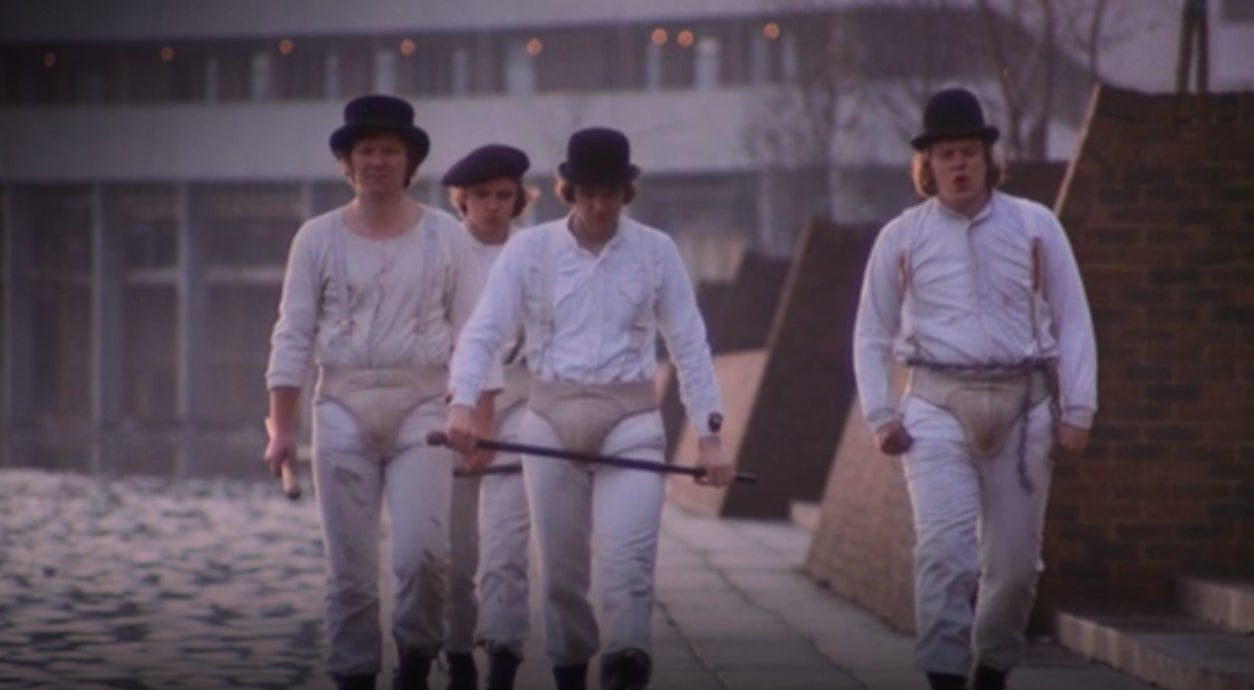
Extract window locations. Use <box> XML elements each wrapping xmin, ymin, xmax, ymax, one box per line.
<box><xmin>504</xmin><ymin>39</ymin><xmax>535</xmax><ymax>95</ymax></box>
<box><xmin>1221</xmin><ymin>0</ymin><xmax>1254</xmax><ymax>22</ymax></box>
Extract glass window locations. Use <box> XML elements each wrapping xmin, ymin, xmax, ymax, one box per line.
<box><xmin>533</xmin><ymin>28</ymin><xmax>618</xmax><ymax>92</ymax></box>
<box><xmin>273</xmin><ymin>39</ymin><xmax>326</xmax><ymax>100</ymax></box>
<box><xmin>209</xmin><ymin>46</ymin><xmax>251</xmax><ymax>102</ymax></box>
<box><xmin>123</xmin><ymin>285</ymin><xmax>177</xmax><ymax>422</ymax></box>
<box><xmin>334</xmin><ymin>40</ymin><xmax>373</xmax><ymax>99</ymax></box>
<box><xmin>107</xmin><ymin>184</ymin><xmax>178</xmax><ymax>270</ymax></box>
<box><xmin>24</xmin><ymin>185</ymin><xmax>94</xmax><ymax>417</ymax></box>
<box><xmin>250</xmin><ymin>51</ymin><xmax>273</xmax><ymax>101</ymax></box>
<box><xmin>392</xmin><ymin>34</ymin><xmax>459</xmax><ymax>97</ymax></box>
<box><xmin>504</xmin><ymin>38</ymin><xmax>535</xmax><ymax>95</ymax></box>
<box><xmin>1221</xmin><ymin>0</ymin><xmax>1254</xmax><ymax>22</ymax></box>
<box><xmin>204</xmin><ymin>283</ymin><xmax>279</xmax><ymax>425</ymax></box>
<box><xmin>695</xmin><ymin>36</ymin><xmax>721</xmax><ymax>90</ymax></box>
<box><xmin>642</xmin><ymin>25</ymin><xmax>696</xmax><ymax>89</ymax></box>
<box><xmin>193</xmin><ymin>183</ymin><xmax>302</xmax><ymax>266</ymax></box>
<box><xmin>375</xmin><ymin>48</ymin><xmax>397</xmax><ymax>94</ymax></box>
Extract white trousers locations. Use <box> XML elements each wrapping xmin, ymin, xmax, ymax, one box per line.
<box><xmin>312</xmin><ymin>395</ymin><xmax>454</xmax><ymax>677</ymax></box>
<box><xmin>900</xmin><ymin>395</ymin><xmax>1055</xmax><ymax>676</ymax></box>
<box><xmin>519</xmin><ymin>408</ymin><xmax>666</xmax><ymax>667</ymax></box>
<box><xmin>445</xmin><ymin>403</ymin><xmax>531</xmax><ymax>656</ymax></box>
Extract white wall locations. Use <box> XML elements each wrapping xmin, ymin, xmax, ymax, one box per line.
<box><xmin>0</xmin><ymin>90</ymin><xmax>756</xmax><ymax>182</ymax></box>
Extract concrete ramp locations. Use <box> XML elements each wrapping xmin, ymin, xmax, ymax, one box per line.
<box><xmin>703</xmin><ymin>219</ymin><xmax>876</xmax><ymax>519</ymax></box>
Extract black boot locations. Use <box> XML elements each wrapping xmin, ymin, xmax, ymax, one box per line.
<box><xmin>485</xmin><ymin>649</ymin><xmax>522</xmax><ymax>690</ymax></box>
<box><xmin>600</xmin><ymin>648</ymin><xmax>652</xmax><ymax>690</ymax></box>
<box><xmin>552</xmin><ymin>662</ymin><xmax>588</xmax><ymax>690</ymax></box>
<box><xmin>926</xmin><ymin>673</ymin><xmax>967</xmax><ymax>690</ymax></box>
<box><xmin>394</xmin><ymin>646</ymin><xmax>433</xmax><ymax>690</ymax></box>
<box><xmin>445</xmin><ymin>652</ymin><xmax>477</xmax><ymax>690</ymax></box>
<box><xmin>972</xmin><ymin>665</ymin><xmax>1008</xmax><ymax>690</ymax></box>
<box><xmin>333</xmin><ymin>674</ymin><xmax>376</xmax><ymax>690</ymax></box>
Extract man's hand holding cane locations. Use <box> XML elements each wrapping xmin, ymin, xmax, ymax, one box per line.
<box><xmin>264</xmin><ymin>417</ymin><xmax>301</xmax><ymax>500</ymax></box>
<box><xmin>444</xmin><ymin>403</ymin><xmax>487</xmax><ymax>471</ymax></box>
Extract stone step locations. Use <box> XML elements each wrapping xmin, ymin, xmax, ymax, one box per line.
<box><xmin>1179</xmin><ymin>575</ymin><xmax>1254</xmax><ymax>635</ymax></box>
<box><xmin>1055</xmin><ymin>609</ymin><xmax>1254</xmax><ymax>690</ymax></box>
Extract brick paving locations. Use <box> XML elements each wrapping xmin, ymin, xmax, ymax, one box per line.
<box><xmin>0</xmin><ymin>468</ymin><xmax>1157</xmax><ymax>690</ymax></box>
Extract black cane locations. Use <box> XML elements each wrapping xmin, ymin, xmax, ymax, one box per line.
<box><xmin>280</xmin><ymin>462</ymin><xmax>301</xmax><ymax>500</ymax></box>
<box><xmin>454</xmin><ymin>464</ymin><xmax>523</xmax><ymax>478</ymax></box>
<box><xmin>427</xmin><ymin>432</ymin><xmax>758</xmax><ymax>485</ymax></box>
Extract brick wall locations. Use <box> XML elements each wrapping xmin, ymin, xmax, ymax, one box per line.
<box><xmin>1043</xmin><ymin>85</ymin><xmax>1254</xmax><ymax>606</ymax></box>
<box><xmin>804</xmin><ymin>367</ymin><xmax>917</xmax><ymax>632</ymax></box>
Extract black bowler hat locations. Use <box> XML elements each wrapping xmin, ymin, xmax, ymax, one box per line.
<box><xmin>557</xmin><ymin>127</ymin><xmax>640</xmax><ymax>186</ymax></box>
<box><xmin>911</xmin><ymin>88</ymin><xmax>1000</xmax><ymax>151</ymax></box>
<box><xmin>329</xmin><ymin>94</ymin><xmax>431</xmax><ymax>164</ymax></box>
<box><xmin>441</xmin><ymin>144</ymin><xmax>530</xmax><ymax>187</ymax></box>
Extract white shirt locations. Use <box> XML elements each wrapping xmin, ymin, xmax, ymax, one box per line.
<box><xmin>266</xmin><ymin>205</ymin><xmax>480</xmax><ymax>388</ymax></box>
<box><xmin>853</xmin><ymin>191</ymin><xmax>1098</xmax><ymax>431</ymax></box>
<box><xmin>453</xmin><ymin>224</ymin><xmax>519</xmax><ymax>392</ymax></box>
<box><xmin>450</xmin><ymin>215</ymin><xmax>722</xmax><ymax>436</ymax></box>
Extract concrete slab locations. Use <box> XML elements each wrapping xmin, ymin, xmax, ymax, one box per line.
<box><xmin>1057</xmin><ymin>609</ymin><xmax>1254</xmax><ymax>690</ymax></box>
<box><xmin>1179</xmin><ymin>575</ymin><xmax>1254</xmax><ymax>635</ymax></box>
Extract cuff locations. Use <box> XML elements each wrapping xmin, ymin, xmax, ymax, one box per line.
<box><xmin>1061</xmin><ymin>406</ymin><xmax>1094</xmax><ymax>429</ymax></box>
<box><xmin>450</xmin><ymin>384</ymin><xmax>479</xmax><ymax>409</ymax></box>
<box><xmin>266</xmin><ymin>373</ymin><xmax>306</xmax><ymax>390</ymax></box>
<box><xmin>864</xmin><ymin>406</ymin><xmax>897</xmax><ymax>432</ymax></box>
<box><xmin>688</xmin><ymin>409</ymin><xmax>723</xmax><ymax>437</ymax></box>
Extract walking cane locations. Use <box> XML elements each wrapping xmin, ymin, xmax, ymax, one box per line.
<box><xmin>427</xmin><ymin>432</ymin><xmax>758</xmax><ymax>484</ymax></box>
<box><xmin>265</xmin><ymin>417</ymin><xmax>303</xmax><ymax>501</ymax></box>
<box><xmin>454</xmin><ymin>464</ymin><xmax>523</xmax><ymax>478</ymax></box>
<box><xmin>274</xmin><ymin>451</ymin><xmax>522</xmax><ymax>498</ymax></box>
<box><xmin>280</xmin><ymin>461</ymin><xmax>301</xmax><ymax>501</ymax></box>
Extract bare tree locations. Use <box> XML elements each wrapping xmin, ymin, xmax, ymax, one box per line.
<box><xmin>1175</xmin><ymin>0</ymin><xmax>1210</xmax><ymax>93</ymax></box>
<box><xmin>977</xmin><ymin>0</ymin><xmax>1173</xmax><ymax>159</ymax></box>
<box><xmin>740</xmin><ymin>0</ymin><xmax>1169</xmax><ymax>238</ymax></box>
<box><xmin>743</xmin><ymin>10</ymin><xmax>869</xmax><ymax>253</ymax></box>
<box><xmin>974</xmin><ymin>0</ymin><xmax>1057</xmax><ymax>159</ymax></box>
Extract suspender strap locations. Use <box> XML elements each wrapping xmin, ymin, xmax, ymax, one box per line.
<box><xmin>530</xmin><ymin>226</ymin><xmax>559</xmax><ymax>376</ymax></box>
<box><xmin>333</xmin><ymin>212</ymin><xmax>438</xmax><ymax>365</ymax></box>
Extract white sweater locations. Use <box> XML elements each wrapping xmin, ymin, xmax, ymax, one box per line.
<box><xmin>266</xmin><ymin>205</ymin><xmax>481</xmax><ymax>388</ymax></box>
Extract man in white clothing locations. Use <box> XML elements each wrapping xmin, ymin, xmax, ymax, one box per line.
<box><xmin>264</xmin><ymin>94</ymin><xmax>488</xmax><ymax>690</ymax></box>
<box><xmin>852</xmin><ymin>87</ymin><xmax>1097</xmax><ymax>690</ymax></box>
<box><xmin>444</xmin><ymin>127</ymin><xmax>733</xmax><ymax>690</ymax></box>
<box><xmin>439</xmin><ymin>143</ymin><xmax>535</xmax><ymax>690</ymax></box>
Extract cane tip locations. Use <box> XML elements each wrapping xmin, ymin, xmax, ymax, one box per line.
<box><xmin>426</xmin><ymin>431</ymin><xmax>448</xmax><ymax>446</ymax></box>
<box><xmin>280</xmin><ymin>464</ymin><xmax>301</xmax><ymax>500</ymax></box>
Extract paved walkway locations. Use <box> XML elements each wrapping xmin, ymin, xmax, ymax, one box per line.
<box><xmin>0</xmin><ymin>468</ymin><xmax>1156</xmax><ymax>690</ymax></box>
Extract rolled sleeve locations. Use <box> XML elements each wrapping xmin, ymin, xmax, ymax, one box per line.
<box><xmin>853</xmin><ymin>221</ymin><xmax>905</xmax><ymax>432</ymax></box>
<box><xmin>1039</xmin><ymin>210</ymin><xmax>1098</xmax><ymax>429</ymax></box>
<box><xmin>266</xmin><ymin>224</ymin><xmax>320</xmax><ymax>389</ymax></box>
<box><xmin>450</xmin><ymin>241</ymin><xmax>525</xmax><ymax>407</ymax></box>
<box><xmin>654</xmin><ymin>237</ymin><xmax>722</xmax><ymax>437</ymax></box>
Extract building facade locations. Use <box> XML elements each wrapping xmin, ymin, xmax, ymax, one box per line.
<box><xmin>1</xmin><ymin>0</ymin><xmax>1248</xmax><ymax>473</ymax></box>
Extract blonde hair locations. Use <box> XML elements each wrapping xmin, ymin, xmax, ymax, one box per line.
<box><xmin>446</xmin><ymin>179</ymin><xmax>535</xmax><ymax>219</ymax></box>
<box><xmin>910</xmin><ymin>143</ymin><xmax>1005</xmax><ymax>198</ymax></box>
<box><xmin>553</xmin><ymin>178</ymin><xmax>636</xmax><ymax>205</ymax></box>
